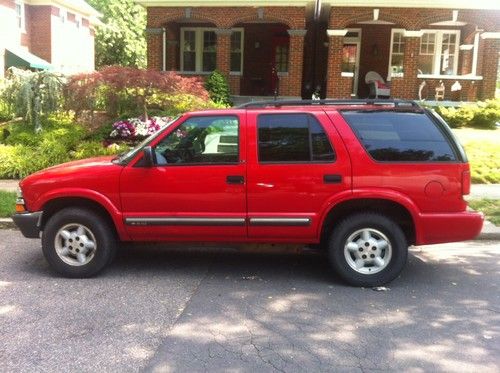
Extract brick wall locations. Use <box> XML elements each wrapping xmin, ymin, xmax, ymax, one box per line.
<box><xmin>29</xmin><ymin>5</ymin><xmax>52</xmax><ymax>63</ymax></box>
<box><xmin>480</xmin><ymin>39</ymin><xmax>500</xmax><ymax>100</ymax></box>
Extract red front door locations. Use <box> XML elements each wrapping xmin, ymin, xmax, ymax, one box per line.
<box><xmin>120</xmin><ymin>113</ymin><xmax>247</xmax><ymax>241</ymax></box>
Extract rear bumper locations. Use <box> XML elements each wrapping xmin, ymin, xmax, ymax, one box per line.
<box><xmin>12</xmin><ymin>212</ymin><xmax>43</xmax><ymax>239</ymax></box>
<box><xmin>417</xmin><ymin>211</ymin><xmax>484</xmax><ymax>245</ymax></box>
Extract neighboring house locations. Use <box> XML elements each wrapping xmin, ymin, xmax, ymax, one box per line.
<box><xmin>0</xmin><ymin>0</ymin><xmax>100</xmax><ymax>77</ymax></box>
<box><xmin>138</xmin><ymin>0</ymin><xmax>500</xmax><ymax>101</ymax></box>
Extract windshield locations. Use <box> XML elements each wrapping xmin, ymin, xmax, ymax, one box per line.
<box><xmin>112</xmin><ymin>116</ymin><xmax>180</xmax><ymax>165</ymax></box>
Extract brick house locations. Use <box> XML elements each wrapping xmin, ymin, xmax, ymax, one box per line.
<box><xmin>139</xmin><ymin>0</ymin><xmax>500</xmax><ymax>101</ymax></box>
<box><xmin>0</xmin><ymin>0</ymin><xmax>99</xmax><ymax>77</ymax></box>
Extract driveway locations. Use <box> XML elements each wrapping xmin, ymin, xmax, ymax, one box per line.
<box><xmin>0</xmin><ymin>229</ymin><xmax>499</xmax><ymax>372</ymax></box>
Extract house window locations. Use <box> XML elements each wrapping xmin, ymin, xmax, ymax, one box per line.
<box><xmin>417</xmin><ymin>30</ymin><xmax>460</xmax><ymax>75</ymax></box>
<box><xmin>181</xmin><ymin>28</ymin><xmax>243</xmax><ymax>74</ymax></box>
<box><xmin>230</xmin><ymin>31</ymin><xmax>244</xmax><ymax>73</ymax></box>
<box><xmin>275</xmin><ymin>45</ymin><xmax>288</xmax><ymax>73</ymax></box>
<box><xmin>15</xmin><ymin>0</ymin><xmax>25</xmax><ymax>31</ymax></box>
<box><xmin>389</xmin><ymin>29</ymin><xmax>405</xmax><ymax>75</ymax></box>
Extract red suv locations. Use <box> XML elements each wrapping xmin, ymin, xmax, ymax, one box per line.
<box><xmin>13</xmin><ymin>100</ymin><xmax>483</xmax><ymax>286</ymax></box>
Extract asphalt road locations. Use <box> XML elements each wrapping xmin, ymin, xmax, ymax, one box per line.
<box><xmin>0</xmin><ymin>229</ymin><xmax>499</xmax><ymax>373</ymax></box>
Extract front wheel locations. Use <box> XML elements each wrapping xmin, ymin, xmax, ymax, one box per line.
<box><xmin>328</xmin><ymin>213</ymin><xmax>408</xmax><ymax>287</ymax></box>
<box><xmin>42</xmin><ymin>208</ymin><xmax>117</xmax><ymax>278</ymax></box>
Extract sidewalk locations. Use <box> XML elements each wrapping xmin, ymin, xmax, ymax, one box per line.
<box><xmin>1</xmin><ymin>180</ymin><xmax>498</xmax><ymax>239</ymax></box>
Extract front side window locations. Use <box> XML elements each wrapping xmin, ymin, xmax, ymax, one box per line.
<box><xmin>417</xmin><ymin>31</ymin><xmax>459</xmax><ymax>75</ymax></box>
<box><xmin>155</xmin><ymin>116</ymin><xmax>239</xmax><ymax>165</ymax></box>
<box><xmin>275</xmin><ymin>45</ymin><xmax>289</xmax><ymax>73</ymax></box>
<box><xmin>15</xmin><ymin>0</ymin><xmax>25</xmax><ymax>30</ymax></box>
<box><xmin>258</xmin><ymin>114</ymin><xmax>335</xmax><ymax>163</ymax></box>
<box><xmin>230</xmin><ymin>31</ymin><xmax>243</xmax><ymax>73</ymax></box>
<box><xmin>341</xmin><ymin>111</ymin><xmax>457</xmax><ymax>162</ymax></box>
<box><xmin>389</xmin><ymin>30</ymin><xmax>405</xmax><ymax>75</ymax></box>
<box><xmin>202</xmin><ymin>31</ymin><xmax>216</xmax><ymax>72</ymax></box>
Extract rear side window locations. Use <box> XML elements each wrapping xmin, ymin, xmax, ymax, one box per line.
<box><xmin>258</xmin><ymin>114</ymin><xmax>335</xmax><ymax>162</ymax></box>
<box><xmin>341</xmin><ymin>111</ymin><xmax>457</xmax><ymax>162</ymax></box>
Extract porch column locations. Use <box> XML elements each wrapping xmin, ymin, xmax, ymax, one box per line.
<box><xmin>391</xmin><ymin>30</ymin><xmax>422</xmax><ymax>99</ymax></box>
<box><xmin>215</xmin><ymin>29</ymin><xmax>232</xmax><ymax>78</ymax></box>
<box><xmin>479</xmin><ymin>33</ymin><xmax>500</xmax><ymax>99</ymax></box>
<box><xmin>146</xmin><ymin>27</ymin><xmax>163</xmax><ymax>71</ymax></box>
<box><xmin>282</xmin><ymin>29</ymin><xmax>307</xmax><ymax>97</ymax></box>
<box><xmin>325</xmin><ymin>29</ymin><xmax>351</xmax><ymax>98</ymax></box>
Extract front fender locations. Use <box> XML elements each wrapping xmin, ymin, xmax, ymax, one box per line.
<box><xmin>33</xmin><ymin>188</ymin><xmax>129</xmax><ymax>241</ymax></box>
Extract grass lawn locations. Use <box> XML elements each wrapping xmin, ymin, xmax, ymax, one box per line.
<box><xmin>0</xmin><ymin>191</ymin><xmax>15</xmax><ymax>218</ymax></box>
<box><xmin>453</xmin><ymin>128</ymin><xmax>500</xmax><ymax>184</ymax></box>
<box><xmin>468</xmin><ymin>199</ymin><xmax>500</xmax><ymax>226</ymax></box>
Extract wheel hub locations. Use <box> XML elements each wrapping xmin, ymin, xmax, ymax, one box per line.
<box><xmin>344</xmin><ymin>228</ymin><xmax>392</xmax><ymax>275</ymax></box>
<box><xmin>54</xmin><ymin>224</ymin><xmax>96</xmax><ymax>266</ymax></box>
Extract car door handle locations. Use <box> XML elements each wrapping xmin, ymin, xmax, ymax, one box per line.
<box><xmin>323</xmin><ymin>174</ymin><xmax>342</xmax><ymax>184</ymax></box>
<box><xmin>226</xmin><ymin>175</ymin><xmax>244</xmax><ymax>184</ymax></box>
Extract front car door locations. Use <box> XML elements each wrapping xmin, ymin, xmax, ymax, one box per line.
<box><xmin>120</xmin><ymin>113</ymin><xmax>247</xmax><ymax>241</ymax></box>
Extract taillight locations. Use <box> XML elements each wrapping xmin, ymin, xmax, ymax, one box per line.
<box><xmin>462</xmin><ymin>170</ymin><xmax>471</xmax><ymax>195</ymax></box>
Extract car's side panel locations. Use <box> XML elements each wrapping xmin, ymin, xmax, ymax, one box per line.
<box><xmin>246</xmin><ymin>110</ymin><xmax>352</xmax><ymax>240</ymax></box>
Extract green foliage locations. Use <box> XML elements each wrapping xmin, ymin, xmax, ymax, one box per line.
<box><xmin>435</xmin><ymin>99</ymin><xmax>500</xmax><ymax>129</ymax></box>
<box><xmin>0</xmin><ymin>113</ymin><xmax>121</xmax><ymax>179</ymax></box>
<box><xmin>205</xmin><ymin>71</ymin><xmax>232</xmax><ymax>106</ymax></box>
<box><xmin>1</xmin><ymin>68</ymin><xmax>64</xmax><ymax>131</ymax></box>
<box><xmin>468</xmin><ymin>199</ymin><xmax>500</xmax><ymax>226</ymax></box>
<box><xmin>87</xmin><ymin>0</ymin><xmax>146</xmax><ymax>68</ymax></box>
<box><xmin>453</xmin><ymin>128</ymin><xmax>500</xmax><ymax>184</ymax></box>
<box><xmin>0</xmin><ymin>191</ymin><xmax>16</xmax><ymax>218</ymax></box>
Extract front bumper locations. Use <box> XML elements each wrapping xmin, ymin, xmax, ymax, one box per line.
<box><xmin>417</xmin><ymin>211</ymin><xmax>484</xmax><ymax>245</ymax></box>
<box><xmin>12</xmin><ymin>212</ymin><xmax>43</xmax><ymax>239</ymax></box>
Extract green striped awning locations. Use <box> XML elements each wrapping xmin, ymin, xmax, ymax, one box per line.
<box><xmin>5</xmin><ymin>48</ymin><xmax>52</xmax><ymax>70</ymax></box>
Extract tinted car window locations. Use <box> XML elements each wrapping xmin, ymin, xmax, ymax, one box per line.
<box><xmin>155</xmin><ymin>116</ymin><xmax>239</xmax><ymax>164</ymax></box>
<box><xmin>258</xmin><ymin>114</ymin><xmax>335</xmax><ymax>162</ymax></box>
<box><xmin>341</xmin><ymin>111</ymin><xmax>457</xmax><ymax>162</ymax></box>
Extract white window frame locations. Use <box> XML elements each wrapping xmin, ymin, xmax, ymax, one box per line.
<box><xmin>180</xmin><ymin>27</ymin><xmax>244</xmax><ymax>74</ymax></box>
<box><xmin>418</xmin><ymin>29</ymin><xmax>460</xmax><ymax>76</ymax></box>
<box><xmin>388</xmin><ymin>28</ymin><xmax>405</xmax><ymax>78</ymax></box>
<box><xmin>15</xmin><ymin>0</ymin><xmax>25</xmax><ymax>32</ymax></box>
<box><xmin>230</xmin><ymin>29</ymin><xmax>244</xmax><ymax>75</ymax></box>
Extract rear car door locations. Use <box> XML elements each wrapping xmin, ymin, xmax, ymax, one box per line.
<box><xmin>246</xmin><ymin>110</ymin><xmax>352</xmax><ymax>241</ymax></box>
<box><xmin>120</xmin><ymin>113</ymin><xmax>247</xmax><ymax>241</ymax></box>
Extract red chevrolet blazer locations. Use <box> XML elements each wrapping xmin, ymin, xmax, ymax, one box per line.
<box><xmin>13</xmin><ymin>100</ymin><xmax>483</xmax><ymax>286</ymax></box>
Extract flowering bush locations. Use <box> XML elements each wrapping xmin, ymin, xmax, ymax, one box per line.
<box><xmin>109</xmin><ymin>116</ymin><xmax>171</xmax><ymax>140</ymax></box>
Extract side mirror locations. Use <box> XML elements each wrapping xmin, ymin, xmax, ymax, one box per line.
<box><xmin>143</xmin><ymin>146</ymin><xmax>155</xmax><ymax>167</ymax></box>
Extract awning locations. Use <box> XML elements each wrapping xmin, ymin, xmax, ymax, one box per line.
<box><xmin>5</xmin><ymin>48</ymin><xmax>52</xmax><ymax>70</ymax></box>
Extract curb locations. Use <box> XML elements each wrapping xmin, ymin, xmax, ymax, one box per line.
<box><xmin>1</xmin><ymin>218</ymin><xmax>499</xmax><ymax>241</ymax></box>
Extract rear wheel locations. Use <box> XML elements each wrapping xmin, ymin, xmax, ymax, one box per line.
<box><xmin>328</xmin><ymin>213</ymin><xmax>407</xmax><ymax>287</ymax></box>
<box><xmin>42</xmin><ymin>208</ymin><xmax>117</xmax><ymax>278</ymax></box>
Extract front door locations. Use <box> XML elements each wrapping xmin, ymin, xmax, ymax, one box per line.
<box><xmin>120</xmin><ymin>114</ymin><xmax>247</xmax><ymax>241</ymax></box>
<box><xmin>246</xmin><ymin>110</ymin><xmax>352</xmax><ymax>242</ymax></box>
<box><xmin>270</xmin><ymin>34</ymin><xmax>290</xmax><ymax>96</ymax></box>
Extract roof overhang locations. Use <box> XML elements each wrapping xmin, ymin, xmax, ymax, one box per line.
<box><xmin>25</xmin><ymin>0</ymin><xmax>102</xmax><ymax>19</ymax></box>
<box><xmin>136</xmin><ymin>0</ymin><xmax>310</xmax><ymax>6</ymax></box>
<box><xmin>324</xmin><ymin>0</ymin><xmax>500</xmax><ymax>10</ymax></box>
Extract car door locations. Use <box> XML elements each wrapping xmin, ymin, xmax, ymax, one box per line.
<box><xmin>246</xmin><ymin>110</ymin><xmax>352</xmax><ymax>241</ymax></box>
<box><xmin>120</xmin><ymin>113</ymin><xmax>247</xmax><ymax>241</ymax></box>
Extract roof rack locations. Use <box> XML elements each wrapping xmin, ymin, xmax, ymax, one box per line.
<box><xmin>237</xmin><ymin>99</ymin><xmax>422</xmax><ymax>109</ymax></box>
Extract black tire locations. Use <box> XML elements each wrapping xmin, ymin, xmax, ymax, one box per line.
<box><xmin>42</xmin><ymin>208</ymin><xmax>117</xmax><ymax>278</ymax></box>
<box><xmin>328</xmin><ymin>213</ymin><xmax>407</xmax><ymax>287</ymax></box>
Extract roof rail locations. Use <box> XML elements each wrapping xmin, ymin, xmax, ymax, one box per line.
<box><xmin>236</xmin><ymin>99</ymin><xmax>422</xmax><ymax>109</ymax></box>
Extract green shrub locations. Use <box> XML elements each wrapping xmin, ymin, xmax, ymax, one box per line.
<box><xmin>73</xmin><ymin>141</ymin><xmax>123</xmax><ymax>160</ymax></box>
<box><xmin>436</xmin><ymin>99</ymin><xmax>500</xmax><ymax>129</ymax></box>
<box><xmin>205</xmin><ymin>71</ymin><xmax>232</xmax><ymax>106</ymax></box>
